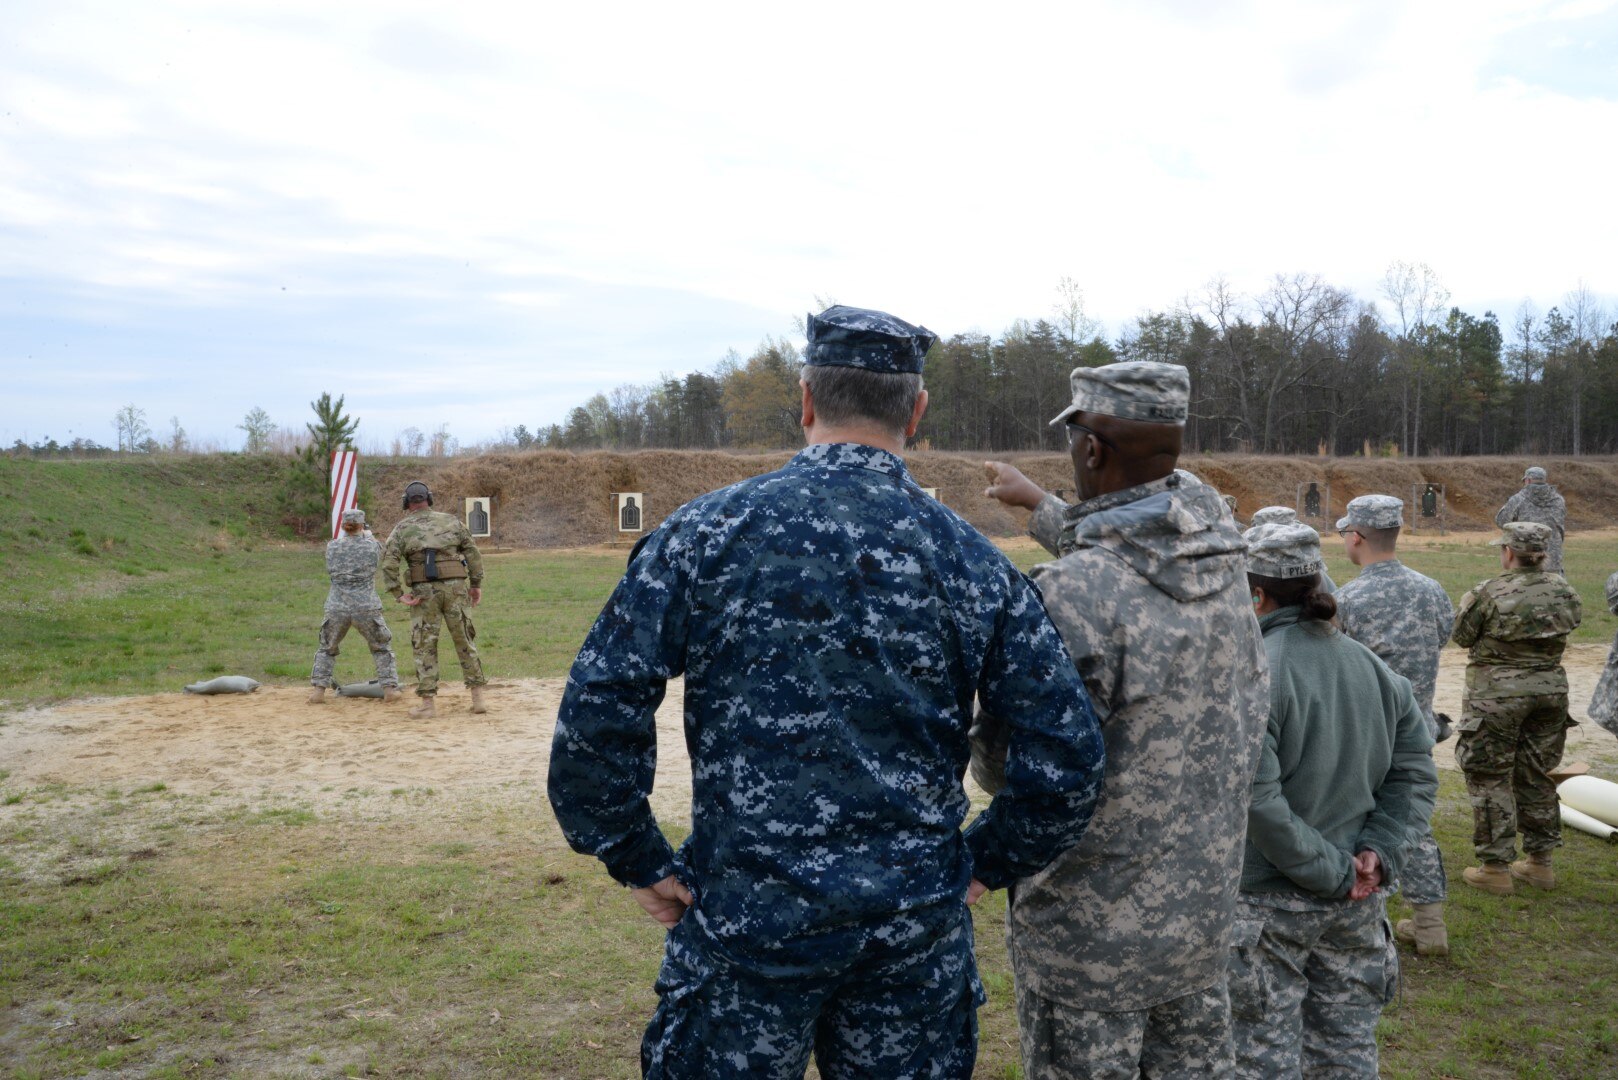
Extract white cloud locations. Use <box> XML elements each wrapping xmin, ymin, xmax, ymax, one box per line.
<box><xmin>2</xmin><ymin>0</ymin><xmax>1615</xmax><ymax>446</ymax></box>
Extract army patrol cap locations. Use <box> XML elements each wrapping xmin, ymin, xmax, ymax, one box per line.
<box><xmin>1336</xmin><ymin>494</ymin><xmax>1403</xmax><ymax>532</ymax></box>
<box><xmin>1049</xmin><ymin>361</ymin><xmax>1190</xmax><ymax>427</ymax></box>
<box><xmin>1249</xmin><ymin>506</ymin><xmax>1298</xmax><ymax>527</ymax></box>
<box><xmin>803</xmin><ymin>305</ymin><xmax>937</xmax><ymax>374</ymax></box>
<box><xmin>1524</xmin><ymin>466</ymin><xmax>1547</xmax><ymax>483</ymax></box>
<box><xmin>1492</xmin><ymin>521</ymin><xmax>1552</xmax><ymax>554</ymax></box>
<box><xmin>403</xmin><ymin>480</ymin><xmax>433</xmax><ymax>507</ymax></box>
<box><xmin>340</xmin><ymin>508</ymin><xmax>366</xmax><ymax>525</ymax></box>
<box><xmin>1244</xmin><ymin>522</ymin><xmax>1326</xmax><ymax>580</ymax></box>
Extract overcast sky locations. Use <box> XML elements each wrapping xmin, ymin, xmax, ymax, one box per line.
<box><xmin>4</xmin><ymin>0</ymin><xmax>1616</xmax><ymax>450</ymax></box>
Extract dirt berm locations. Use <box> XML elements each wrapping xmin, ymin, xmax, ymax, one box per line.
<box><xmin>358</xmin><ymin>453</ymin><xmax>1618</xmax><ymax>549</ymax></box>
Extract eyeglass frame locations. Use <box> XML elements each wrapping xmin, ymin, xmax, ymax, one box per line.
<box><xmin>1065</xmin><ymin>421</ymin><xmax>1118</xmax><ymax>453</ymax></box>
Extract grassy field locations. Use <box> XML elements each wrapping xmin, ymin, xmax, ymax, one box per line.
<box><xmin>2</xmin><ymin>457</ymin><xmax>1617</xmax><ymax>1077</ymax></box>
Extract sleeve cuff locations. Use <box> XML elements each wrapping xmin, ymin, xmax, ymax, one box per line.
<box><xmin>603</xmin><ymin>827</ymin><xmax>678</xmax><ymax>889</ymax></box>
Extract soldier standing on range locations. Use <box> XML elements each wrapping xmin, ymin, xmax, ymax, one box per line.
<box><xmin>1250</xmin><ymin>505</ymin><xmax>1338</xmax><ymax>592</ymax></box>
<box><xmin>381</xmin><ymin>481</ymin><xmax>487</xmax><ymax>718</ymax></box>
<box><xmin>1454</xmin><ymin>522</ymin><xmax>1582</xmax><ymax>894</ymax></box>
<box><xmin>549</xmin><ymin>305</ymin><xmax>1106</xmax><ymax>1079</ymax></box>
<box><xmin>309</xmin><ymin>508</ymin><xmax>400</xmax><ymax>704</ymax></box>
<box><xmin>1334</xmin><ymin>494</ymin><xmax>1455</xmax><ymax>956</ymax></box>
<box><xmin>981</xmin><ymin>362</ymin><xmax>1270</xmax><ymax>1079</ymax></box>
<box><xmin>1590</xmin><ymin>570</ymin><xmax>1618</xmax><ymax>738</ymax></box>
<box><xmin>1495</xmin><ymin>466</ymin><xmax>1567</xmax><ymax>573</ymax></box>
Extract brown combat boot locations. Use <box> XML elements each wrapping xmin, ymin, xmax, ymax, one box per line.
<box><xmin>409</xmin><ymin>695</ymin><xmax>436</xmax><ymax>719</ymax></box>
<box><xmin>1463</xmin><ymin>862</ymin><xmax>1514</xmax><ymax>895</ymax></box>
<box><xmin>382</xmin><ymin>685</ymin><xmax>402</xmax><ymax>704</ymax></box>
<box><xmin>1394</xmin><ymin>902</ymin><xmax>1449</xmax><ymax>957</ymax></box>
<box><xmin>306</xmin><ymin>687</ymin><xmax>326</xmax><ymax>705</ymax></box>
<box><xmin>1510</xmin><ymin>853</ymin><xmax>1555</xmax><ymax>891</ymax></box>
<box><xmin>469</xmin><ymin>686</ymin><xmax>487</xmax><ymax>715</ymax></box>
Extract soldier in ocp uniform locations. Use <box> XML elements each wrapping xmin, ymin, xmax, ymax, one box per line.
<box><xmin>309</xmin><ymin>508</ymin><xmax>400</xmax><ymax>704</ymax></box>
<box><xmin>1334</xmin><ymin>494</ymin><xmax>1455</xmax><ymax>956</ymax></box>
<box><xmin>981</xmin><ymin>362</ymin><xmax>1270</xmax><ymax>1079</ymax></box>
<box><xmin>1454</xmin><ymin>521</ymin><xmax>1582</xmax><ymax>894</ymax></box>
<box><xmin>381</xmin><ymin>481</ymin><xmax>487</xmax><ymax>718</ymax></box>
<box><xmin>1494</xmin><ymin>465</ymin><xmax>1567</xmax><ymax>574</ymax></box>
<box><xmin>549</xmin><ymin>304</ymin><xmax>1106</xmax><ymax>1079</ymax></box>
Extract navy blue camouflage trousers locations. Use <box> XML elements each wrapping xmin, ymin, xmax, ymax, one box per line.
<box><xmin>641</xmin><ymin>907</ymin><xmax>983</xmax><ymax>1080</ymax></box>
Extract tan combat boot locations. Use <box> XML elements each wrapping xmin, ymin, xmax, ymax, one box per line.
<box><xmin>1463</xmin><ymin>862</ymin><xmax>1514</xmax><ymax>895</ymax></box>
<box><xmin>1394</xmin><ymin>902</ymin><xmax>1449</xmax><ymax>957</ymax></box>
<box><xmin>409</xmin><ymin>695</ymin><xmax>436</xmax><ymax>719</ymax></box>
<box><xmin>382</xmin><ymin>686</ymin><xmax>402</xmax><ymax>704</ymax></box>
<box><xmin>307</xmin><ymin>687</ymin><xmax>326</xmax><ymax>705</ymax></box>
<box><xmin>469</xmin><ymin>686</ymin><xmax>488</xmax><ymax>715</ymax></box>
<box><xmin>1510</xmin><ymin>852</ymin><xmax>1555</xmax><ymax>891</ymax></box>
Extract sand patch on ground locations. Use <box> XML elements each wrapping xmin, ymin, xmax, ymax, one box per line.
<box><xmin>3</xmin><ymin>649</ymin><xmax>1614</xmax><ymax>821</ymax></box>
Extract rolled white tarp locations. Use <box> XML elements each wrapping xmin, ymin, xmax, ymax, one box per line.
<box><xmin>1557</xmin><ymin>775</ymin><xmax>1618</xmax><ymax>829</ymax></box>
<box><xmin>1560</xmin><ymin>803</ymin><xmax>1618</xmax><ymax>843</ymax></box>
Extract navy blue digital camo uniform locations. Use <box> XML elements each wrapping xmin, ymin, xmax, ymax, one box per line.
<box><xmin>549</xmin><ymin>305</ymin><xmax>1106</xmax><ymax>1080</ymax></box>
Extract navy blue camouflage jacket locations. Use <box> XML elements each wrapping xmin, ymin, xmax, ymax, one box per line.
<box><xmin>548</xmin><ymin>442</ymin><xmax>1104</xmax><ymax>976</ymax></box>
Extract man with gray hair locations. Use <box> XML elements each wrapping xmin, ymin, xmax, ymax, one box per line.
<box><xmin>551</xmin><ymin>304</ymin><xmax>1106</xmax><ymax>1078</ymax></box>
<box><xmin>982</xmin><ymin>362</ymin><xmax>1269</xmax><ymax>1078</ymax></box>
<box><xmin>309</xmin><ymin>508</ymin><xmax>400</xmax><ymax>704</ymax></box>
<box><xmin>1495</xmin><ymin>466</ymin><xmax>1566</xmax><ymax>573</ymax></box>
<box><xmin>1334</xmin><ymin>494</ymin><xmax>1455</xmax><ymax>955</ymax></box>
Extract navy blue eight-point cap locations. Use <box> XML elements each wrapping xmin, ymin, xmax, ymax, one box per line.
<box><xmin>804</xmin><ymin>305</ymin><xmax>937</xmax><ymax>374</ymax></box>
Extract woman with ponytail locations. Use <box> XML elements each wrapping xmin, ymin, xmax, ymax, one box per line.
<box><xmin>1226</xmin><ymin>523</ymin><xmax>1438</xmax><ymax>1078</ymax></box>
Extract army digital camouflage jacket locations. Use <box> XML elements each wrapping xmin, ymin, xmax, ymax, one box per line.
<box><xmin>381</xmin><ymin>509</ymin><xmax>483</xmax><ymax>598</ymax></box>
<box><xmin>1336</xmin><ymin>560</ymin><xmax>1454</xmax><ymax>731</ymax></box>
<box><xmin>324</xmin><ymin>533</ymin><xmax>384</xmax><ymax>612</ymax></box>
<box><xmin>1453</xmin><ymin>568</ymin><xmax>1582</xmax><ymax>700</ymax></box>
<box><xmin>549</xmin><ymin>442</ymin><xmax>1105</xmax><ymax>979</ymax></box>
<box><xmin>987</xmin><ymin>470</ymin><xmax>1269</xmax><ymax>1011</ymax></box>
<box><xmin>1589</xmin><ymin>571</ymin><xmax>1618</xmax><ymax>735</ymax></box>
<box><xmin>1495</xmin><ymin>485</ymin><xmax>1567</xmax><ymax>570</ymax></box>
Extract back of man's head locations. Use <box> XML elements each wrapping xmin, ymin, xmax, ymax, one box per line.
<box><xmin>1051</xmin><ymin>362</ymin><xmax>1188</xmax><ymax>492</ymax></box>
<box><xmin>801</xmin><ymin>305</ymin><xmax>935</xmax><ymax>439</ymax></box>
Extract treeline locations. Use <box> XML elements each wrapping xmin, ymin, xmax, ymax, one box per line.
<box><xmin>533</xmin><ymin>268</ymin><xmax>1618</xmax><ymax>456</ymax></box>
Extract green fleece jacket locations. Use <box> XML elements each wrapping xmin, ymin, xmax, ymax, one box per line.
<box><xmin>1242</xmin><ymin>607</ymin><xmax>1438</xmax><ymax>899</ymax></box>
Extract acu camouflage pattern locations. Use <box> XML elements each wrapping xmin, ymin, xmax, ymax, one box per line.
<box><xmin>1335</xmin><ymin>559</ymin><xmax>1454</xmax><ymax>904</ymax></box>
<box><xmin>549</xmin><ymin>444</ymin><xmax>1103</xmax><ymax>1002</ymax></box>
<box><xmin>382</xmin><ymin>509</ymin><xmax>486</xmax><ymax>696</ymax></box>
<box><xmin>1495</xmin><ymin>482</ymin><xmax>1566</xmax><ymax>572</ymax></box>
<box><xmin>1016</xmin><ymin>982</ymin><xmax>1235</xmax><ymax>1079</ymax></box>
<box><xmin>1242</xmin><ymin>522</ymin><xmax>1326</xmax><ymax>580</ymax></box>
<box><xmin>1454</xmin><ymin>567</ymin><xmax>1582</xmax><ymax>862</ymax></box>
<box><xmin>1049</xmin><ymin>361</ymin><xmax>1190</xmax><ymax>426</ymax></box>
<box><xmin>1589</xmin><ymin>571</ymin><xmax>1618</xmax><ymax>736</ymax></box>
<box><xmin>1227</xmin><ymin>893</ymin><xmax>1396</xmax><ymax>1079</ymax></box>
<box><xmin>993</xmin><ymin>471</ymin><xmax>1269</xmax><ymax>1015</ymax></box>
<box><xmin>1335</xmin><ymin>493</ymin><xmax>1404</xmax><ymax>531</ymax></box>
<box><xmin>311</xmin><ymin>532</ymin><xmax>398</xmax><ymax>689</ymax></box>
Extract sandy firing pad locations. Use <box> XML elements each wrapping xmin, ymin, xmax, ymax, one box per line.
<box><xmin>3</xmin><ymin>648</ymin><xmax>1615</xmax><ymax>818</ymax></box>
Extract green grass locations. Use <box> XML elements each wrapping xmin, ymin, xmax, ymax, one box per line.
<box><xmin>3</xmin><ymin>456</ymin><xmax>1617</xmax><ymax>1075</ymax></box>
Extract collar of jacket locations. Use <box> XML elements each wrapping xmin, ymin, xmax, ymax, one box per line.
<box><xmin>1356</xmin><ymin>558</ymin><xmax>1405</xmax><ymax>579</ymax></box>
<box><xmin>793</xmin><ymin>442</ymin><xmax>909</xmax><ymax>479</ymax></box>
<box><xmin>1258</xmin><ymin>606</ymin><xmax>1310</xmax><ymax>634</ymax></box>
<box><xmin>1061</xmin><ymin>470</ymin><xmax>1187</xmax><ymax>529</ymax></box>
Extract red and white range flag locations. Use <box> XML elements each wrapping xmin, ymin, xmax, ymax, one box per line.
<box><xmin>330</xmin><ymin>450</ymin><xmax>358</xmax><ymax>538</ymax></box>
